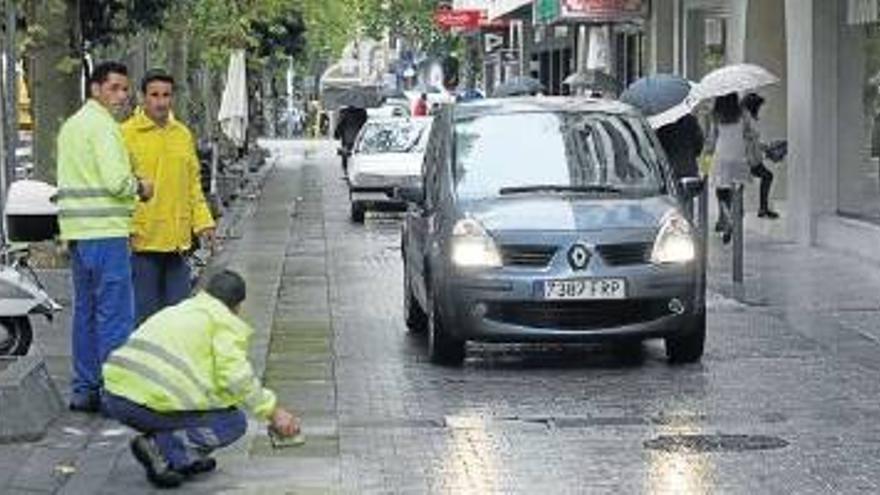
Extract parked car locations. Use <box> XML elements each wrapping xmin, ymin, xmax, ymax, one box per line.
<box><xmin>348</xmin><ymin>116</ymin><xmax>433</xmax><ymax>222</ymax></box>
<box><xmin>400</xmin><ymin>97</ymin><xmax>706</xmax><ymax>365</ymax></box>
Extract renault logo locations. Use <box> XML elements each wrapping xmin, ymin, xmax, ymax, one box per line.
<box><xmin>567</xmin><ymin>243</ymin><xmax>591</xmax><ymax>270</ymax></box>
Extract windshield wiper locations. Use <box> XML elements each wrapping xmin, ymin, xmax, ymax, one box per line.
<box><xmin>499</xmin><ymin>184</ymin><xmax>623</xmax><ymax>195</ymax></box>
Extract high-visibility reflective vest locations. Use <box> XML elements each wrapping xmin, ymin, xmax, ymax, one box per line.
<box><xmin>103</xmin><ymin>292</ymin><xmax>277</xmax><ymax>419</ymax></box>
<box><xmin>56</xmin><ymin>99</ymin><xmax>138</xmax><ymax>240</ymax></box>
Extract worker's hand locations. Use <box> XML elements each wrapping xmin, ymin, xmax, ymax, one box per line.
<box><xmin>269</xmin><ymin>407</ymin><xmax>300</xmax><ymax>438</ymax></box>
<box><xmin>137</xmin><ymin>179</ymin><xmax>154</xmax><ymax>201</ymax></box>
<box><xmin>199</xmin><ymin>227</ymin><xmax>217</xmax><ymax>254</ymax></box>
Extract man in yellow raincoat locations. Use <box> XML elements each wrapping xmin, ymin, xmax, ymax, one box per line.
<box><xmin>122</xmin><ymin>69</ymin><xmax>215</xmax><ymax>325</ymax></box>
<box><xmin>102</xmin><ymin>270</ymin><xmax>300</xmax><ymax>488</ymax></box>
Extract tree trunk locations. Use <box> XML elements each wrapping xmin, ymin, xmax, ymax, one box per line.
<box><xmin>262</xmin><ymin>60</ymin><xmax>275</xmax><ymax>138</ymax></box>
<box><xmin>165</xmin><ymin>19</ymin><xmax>190</xmax><ymax>124</ymax></box>
<box><xmin>125</xmin><ymin>33</ymin><xmax>149</xmax><ymax>96</ymax></box>
<box><xmin>30</xmin><ymin>0</ymin><xmax>81</xmax><ymax>184</ymax></box>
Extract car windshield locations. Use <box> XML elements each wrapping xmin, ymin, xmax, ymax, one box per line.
<box><xmin>357</xmin><ymin>120</ymin><xmax>428</xmax><ymax>154</ymax></box>
<box><xmin>453</xmin><ymin>111</ymin><xmax>668</xmax><ymax>199</ymax></box>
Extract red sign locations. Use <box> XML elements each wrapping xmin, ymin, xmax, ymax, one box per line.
<box><xmin>561</xmin><ymin>0</ymin><xmax>647</xmax><ymax>21</ymax></box>
<box><xmin>435</xmin><ymin>8</ymin><xmax>483</xmax><ymax>29</ymax></box>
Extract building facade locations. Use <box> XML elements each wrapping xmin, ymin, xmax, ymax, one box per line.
<box><xmin>651</xmin><ymin>0</ymin><xmax>880</xmax><ymax>261</ymax></box>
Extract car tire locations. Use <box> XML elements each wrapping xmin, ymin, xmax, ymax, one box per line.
<box><xmin>350</xmin><ymin>201</ymin><xmax>365</xmax><ymax>223</ymax></box>
<box><xmin>665</xmin><ymin>310</ymin><xmax>706</xmax><ymax>364</ymax></box>
<box><xmin>427</xmin><ymin>292</ymin><xmax>465</xmax><ymax>365</ymax></box>
<box><xmin>403</xmin><ymin>265</ymin><xmax>427</xmax><ymax>333</ymax></box>
<box><xmin>0</xmin><ymin>317</ymin><xmax>33</xmax><ymax>356</ymax></box>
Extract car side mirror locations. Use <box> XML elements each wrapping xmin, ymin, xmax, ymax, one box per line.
<box><xmin>679</xmin><ymin>177</ymin><xmax>704</xmax><ymax>199</ymax></box>
<box><xmin>394</xmin><ymin>186</ymin><xmax>424</xmax><ymax>206</ymax></box>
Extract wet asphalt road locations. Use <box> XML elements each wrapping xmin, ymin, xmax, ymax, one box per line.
<box><xmin>8</xmin><ymin>139</ymin><xmax>880</xmax><ymax>495</ymax></box>
<box><xmin>277</xmin><ymin>140</ymin><xmax>880</xmax><ymax>495</ymax></box>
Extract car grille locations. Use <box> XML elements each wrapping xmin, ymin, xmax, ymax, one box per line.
<box><xmin>484</xmin><ymin>299</ymin><xmax>672</xmax><ymax>330</ymax></box>
<box><xmin>500</xmin><ymin>245</ymin><xmax>558</xmax><ymax>267</ymax></box>
<box><xmin>596</xmin><ymin>242</ymin><xmax>653</xmax><ymax>266</ymax></box>
<box><xmin>351</xmin><ymin>173</ymin><xmax>420</xmax><ymax>189</ymax></box>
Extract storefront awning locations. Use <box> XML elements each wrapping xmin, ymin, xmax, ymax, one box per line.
<box><xmin>849</xmin><ymin>0</ymin><xmax>880</xmax><ymax>24</ymax></box>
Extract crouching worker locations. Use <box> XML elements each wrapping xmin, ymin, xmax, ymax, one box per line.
<box><xmin>101</xmin><ymin>270</ymin><xmax>300</xmax><ymax>488</ymax></box>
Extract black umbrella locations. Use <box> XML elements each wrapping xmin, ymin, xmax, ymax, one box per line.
<box><xmin>492</xmin><ymin>76</ymin><xmax>545</xmax><ymax>98</ymax></box>
<box><xmin>321</xmin><ymin>84</ymin><xmax>384</xmax><ymax>110</ymax></box>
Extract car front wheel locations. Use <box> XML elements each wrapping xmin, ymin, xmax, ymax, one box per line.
<box><xmin>665</xmin><ymin>310</ymin><xmax>706</xmax><ymax>364</ymax></box>
<box><xmin>350</xmin><ymin>201</ymin><xmax>365</xmax><ymax>223</ymax></box>
<box><xmin>427</xmin><ymin>292</ymin><xmax>465</xmax><ymax>365</ymax></box>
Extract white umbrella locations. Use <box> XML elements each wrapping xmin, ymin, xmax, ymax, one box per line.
<box><xmin>691</xmin><ymin>63</ymin><xmax>779</xmax><ymax>101</ymax></box>
<box><xmin>648</xmin><ymin>63</ymin><xmax>779</xmax><ymax>129</ymax></box>
<box><xmin>218</xmin><ymin>49</ymin><xmax>248</xmax><ymax>148</ymax></box>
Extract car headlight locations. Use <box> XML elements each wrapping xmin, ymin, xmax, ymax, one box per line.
<box><xmin>651</xmin><ymin>211</ymin><xmax>696</xmax><ymax>264</ymax></box>
<box><xmin>451</xmin><ymin>218</ymin><xmax>502</xmax><ymax>268</ymax></box>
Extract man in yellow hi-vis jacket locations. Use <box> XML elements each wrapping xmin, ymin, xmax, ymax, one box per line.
<box><xmin>57</xmin><ymin>61</ymin><xmax>154</xmax><ymax>413</ymax></box>
<box><xmin>102</xmin><ymin>270</ymin><xmax>300</xmax><ymax>488</ymax></box>
<box><xmin>122</xmin><ymin>69</ymin><xmax>215</xmax><ymax>325</ymax></box>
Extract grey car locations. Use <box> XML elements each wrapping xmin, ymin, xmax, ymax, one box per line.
<box><xmin>400</xmin><ymin>97</ymin><xmax>706</xmax><ymax>365</ymax></box>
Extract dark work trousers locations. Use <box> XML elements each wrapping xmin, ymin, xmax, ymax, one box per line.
<box><xmin>132</xmin><ymin>252</ymin><xmax>191</xmax><ymax>326</ymax></box>
<box><xmin>103</xmin><ymin>393</ymin><xmax>247</xmax><ymax>471</ymax></box>
<box><xmin>750</xmin><ymin>162</ymin><xmax>774</xmax><ymax>212</ymax></box>
<box><xmin>70</xmin><ymin>238</ymin><xmax>135</xmax><ymax>406</ymax></box>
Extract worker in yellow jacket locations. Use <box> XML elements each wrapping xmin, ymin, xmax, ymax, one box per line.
<box><xmin>102</xmin><ymin>270</ymin><xmax>300</xmax><ymax>488</ymax></box>
<box><xmin>122</xmin><ymin>69</ymin><xmax>215</xmax><ymax>325</ymax></box>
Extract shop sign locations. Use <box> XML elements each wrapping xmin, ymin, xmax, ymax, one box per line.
<box><xmin>435</xmin><ymin>8</ymin><xmax>483</xmax><ymax>29</ymax></box>
<box><xmin>553</xmin><ymin>0</ymin><xmax>648</xmax><ymax>22</ymax></box>
<box><xmin>534</xmin><ymin>0</ymin><xmax>560</xmax><ymax>24</ymax></box>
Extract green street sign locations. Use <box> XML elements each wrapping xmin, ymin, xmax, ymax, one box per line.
<box><xmin>535</xmin><ymin>0</ymin><xmax>560</xmax><ymax>23</ymax></box>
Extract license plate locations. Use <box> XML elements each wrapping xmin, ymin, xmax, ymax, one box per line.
<box><xmin>543</xmin><ymin>278</ymin><xmax>626</xmax><ymax>300</ymax></box>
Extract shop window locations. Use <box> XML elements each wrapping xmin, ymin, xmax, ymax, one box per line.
<box><xmin>839</xmin><ymin>25</ymin><xmax>880</xmax><ymax>224</ymax></box>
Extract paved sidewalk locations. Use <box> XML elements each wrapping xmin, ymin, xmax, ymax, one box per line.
<box><xmin>0</xmin><ymin>140</ymin><xmax>341</xmax><ymax>494</ymax></box>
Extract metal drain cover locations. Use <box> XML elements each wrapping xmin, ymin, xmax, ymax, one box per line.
<box><xmin>644</xmin><ymin>434</ymin><xmax>788</xmax><ymax>453</ymax></box>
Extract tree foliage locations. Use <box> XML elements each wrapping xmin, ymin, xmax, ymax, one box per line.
<box><xmin>81</xmin><ymin>0</ymin><xmax>174</xmax><ymax>47</ymax></box>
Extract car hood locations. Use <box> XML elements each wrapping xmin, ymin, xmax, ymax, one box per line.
<box><xmin>351</xmin><ymin>152</ymin><xmax>422</xmax><ymax>176</ymax></box>
<box><xmin>463</xmin><ymin>195</ymin><xmax>677</xmax><ymax>232</ymax></box>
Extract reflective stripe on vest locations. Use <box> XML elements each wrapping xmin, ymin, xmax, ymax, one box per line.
<box><xmin>56</xmin><ymin>187</ymin><xmax>119</xmax><ymax>200</ymax></box>
<box><xmin>125</xmin><ymin>338</ymin><xmax>218</xmax><ymax>403</ymax></box>
<box><xmin>106</xmin><ymin>355</ymin><xmax>199</xmax><ymax>410</ymax></box>
<box><xmin>58</xmin><ymin>207</ymin><xmax>133</xmax><ymax>218</ymax></box>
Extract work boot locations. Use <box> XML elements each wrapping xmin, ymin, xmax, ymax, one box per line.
<box><xmin>176</xmin><ymin>457</ymin><xmax>217</xmax><ymax>477</ymax></box>
<box><xmin>130</xmin><ymin>435</ymin><xmax>184</xmax><ymax>489</ymax></box>
<box><xmin>68</xmin><ymin>395</ymin><xmax>100</xmax><ymax>414</ymax></box>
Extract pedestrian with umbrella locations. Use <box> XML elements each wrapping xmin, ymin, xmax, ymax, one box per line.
<box><xmin>742</xmin><ymin>92</ymin><xmax>780</xmax><ymax>218</ymax></box>
<box><xmin>620</xmin><ymin>74</ymin><xmax>704</xmax><ymax>180</ymax></box>
<box><xmin>708</xmin><ymin>93</ymin><xmax>751</xmax><ymax>244</ymax></box>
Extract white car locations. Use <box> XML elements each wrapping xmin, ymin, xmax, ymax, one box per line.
<box><xmin>348</xmin><ymin>117</ymin><xmax>433</xmax><ymax>222</ymax></box>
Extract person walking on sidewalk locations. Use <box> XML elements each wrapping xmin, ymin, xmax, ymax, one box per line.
<box><xmin>742</xmin><ymin>92</ymin><xmax>779</xmax><ymax>219</ymax></box>
<box><xmin>708</xmin><ymin>93</ymin><xmax>751</xmax><ymax>244</ymax></box>
<box><xmin>122</xmin><ymin>69</ymin><xmax>216</xmax><ymax>325</ymax></box>
<box><xmin>57</xmin><ymin>61</ymin><xmax>154</xmax><ymax>413</ymax></box>
<box><xmin>102</xmin><ymin>270</ymin><xmax>301</xmax><ymax>488</ymax></box>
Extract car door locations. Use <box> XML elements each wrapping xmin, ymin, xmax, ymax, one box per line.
<box><xmin>404</xmin><ymin>117</ymin><xmax>443</xmax><ymax>308</ymax></box>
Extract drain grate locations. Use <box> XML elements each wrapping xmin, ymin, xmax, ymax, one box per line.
<box><xmin>644</xmin><ymin>434</ymin><xmax>788</xmax><ymax>453</ymax></box>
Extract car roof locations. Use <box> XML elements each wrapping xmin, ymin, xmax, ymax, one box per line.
<box><xmin>452</xmin><ymin>96</ymin><xmax>641</xmax><ymax>121</ymax></box>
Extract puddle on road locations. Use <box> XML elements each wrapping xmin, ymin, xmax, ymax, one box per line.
<box><xmin>644</xmin><ymin>434</ymin><xmax>789</xmax><ymax>453</ymax></box>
